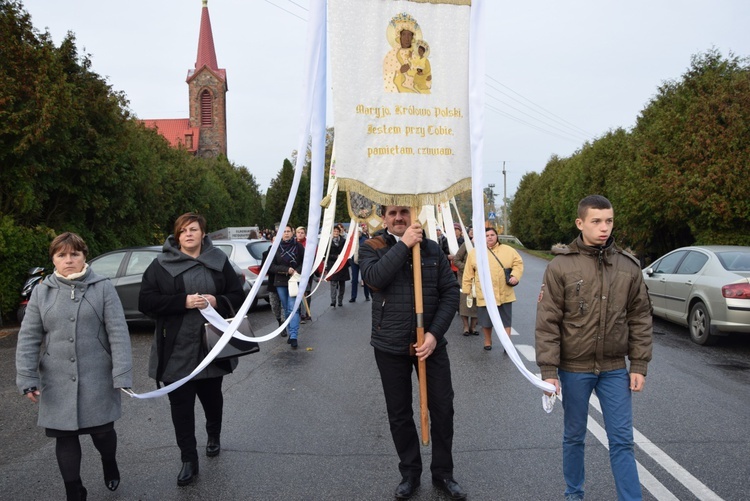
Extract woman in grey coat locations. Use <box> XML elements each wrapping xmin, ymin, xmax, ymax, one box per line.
<box><xmin>16</xmin><ymin>232</ymin><xmax>133</xmax><ymax>501</ymax></box>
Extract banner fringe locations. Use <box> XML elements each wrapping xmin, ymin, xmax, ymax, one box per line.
<box><xmin>339</xmin><ymin>178</ymin><xmax>472</xmax><ymax>209</ymax></box>
<box><xmin>407</xmin><ymin>0</ymin><xmax>471</xmax><ymax>5</ymax></box>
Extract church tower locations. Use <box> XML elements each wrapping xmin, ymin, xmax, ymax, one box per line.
<box><xmin>187</xmin><ymin>0</ymin><xmax>227</xmax><ymax>157</ymax></box>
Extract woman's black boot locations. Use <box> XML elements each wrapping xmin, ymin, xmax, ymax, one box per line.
<box><xmin>102</xmin><ymin>458</ymin><xmax>120</xmax><ymax>491</ymax></box>
<box><xmin>177</xmin><ymin>461</ymin><xmax>199</xmax><ymax>486</ymax></box>
<box><xmin>64</xmin><ymin>479</ymin><xmax>88</xmax><ymax>501</ymax></box>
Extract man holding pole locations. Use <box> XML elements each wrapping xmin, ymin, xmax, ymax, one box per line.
<box><xmin>359</xmin><ymin>206</ymin><xmax>465</xmax><ymax>500</ymax></box>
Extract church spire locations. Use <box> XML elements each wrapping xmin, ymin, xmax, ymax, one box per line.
<box><xmin>195</xmin><ymin>0</ymin><xmax>218</xmax><ymax>71</ymax></box>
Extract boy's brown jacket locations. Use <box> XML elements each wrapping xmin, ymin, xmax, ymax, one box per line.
<box><xmin>535</xmin><ymin>235</ymin><xmax>653</xmax><ymax>381</ymax></box>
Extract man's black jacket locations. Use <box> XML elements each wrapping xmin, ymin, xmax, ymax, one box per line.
<box><xmin>359</xmin><ymin>231</ymin><xmax>459</xmax><ymax>355</ymax></box>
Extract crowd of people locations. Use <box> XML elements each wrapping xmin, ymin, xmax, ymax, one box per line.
<box><xmin>16</xmin><ymin>195</ymin><xmax>652</xmax><ymax>501</ymax></box>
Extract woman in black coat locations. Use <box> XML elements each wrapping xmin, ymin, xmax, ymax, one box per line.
<box><xmin>139</xmin><ymin>213</ymin><xmax>244</xmax><ymax>487</ymax></box>
<box><xmin>268</xmin><ymin>224</ymin><xmax>305</xmax><ymax>348</ymax></box>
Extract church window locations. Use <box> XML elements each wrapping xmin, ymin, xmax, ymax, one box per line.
<box><xmin>201</xmin><ymin>90</ymin><xmax>213</xmax><ymax>126</ymax></box>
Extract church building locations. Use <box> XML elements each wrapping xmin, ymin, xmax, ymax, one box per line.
<box><xmin>142</xmin><ymin>0</ymin><xmax>227</xmax><ymax>158</ymax></box>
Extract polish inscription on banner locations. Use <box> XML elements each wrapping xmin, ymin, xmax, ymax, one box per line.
<box><xmin>329</xmin><ymin>0</ymin><xmax>472</xmax><ymax>204</ymax></box>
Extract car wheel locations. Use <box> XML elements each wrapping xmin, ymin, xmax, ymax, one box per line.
<box><xmin>688</xmin><ymin>302</ymin><xmax>719</xmax><ymax>346</ymax></box>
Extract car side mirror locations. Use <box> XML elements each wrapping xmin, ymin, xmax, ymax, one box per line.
<box><xmin>645</xmin><ymin>267</ymin><xmax>655</xmax><ymax>276</ymax></box>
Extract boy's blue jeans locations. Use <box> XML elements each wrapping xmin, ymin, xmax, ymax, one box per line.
<box><xmin>559</xmin><ymin>369</ymin><xmax>641</xmax><ymax>501</ymax></box>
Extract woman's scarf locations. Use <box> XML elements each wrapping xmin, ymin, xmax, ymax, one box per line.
<box><xmin>278</xmin><ymin>238</ymin><xmax>300</xmax><ymax>267</ymax></box>
<box><xmin>54</xmin><ymin>262</ymin><xmax>89</xmax><ymax>280</ymax></box>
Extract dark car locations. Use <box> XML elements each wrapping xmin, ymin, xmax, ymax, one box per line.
<box><xmin>88</xmin><ymin>246</ymin><xmax>250</xmax><ymax>323</ymax></box>
<box><xmin>643</xmin><ymin>245</ymin><xmax>750</xmax><ymax>345</ymax></box>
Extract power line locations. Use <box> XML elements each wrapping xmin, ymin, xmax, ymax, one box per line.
<box><xmin>264</xmin><ymin>0</ymin><xmax>306</xmax><ymax>22</ymax></box>
<box><xmin>485</xmin><ymin>102</ymin><xmax>586</xmax><ymax>145</ymax></box>
<box><xmin>485</xmin><ymin>92</ymin><xmax>591</xmax><ymax>142</ymax></box>
<box><xmin>485</xmin><ymin>74</ymin><xmax>595</xmax><ymax>137</ymax></box>
<box><xmin>485</xmin><ymin>82</ymin><xmax>592</xmax><ymax>141</ymax></box>
<box><xmin>286</xmin><ymin>0</ymin><xmax>309</xmax><ymax>11</ymax></box>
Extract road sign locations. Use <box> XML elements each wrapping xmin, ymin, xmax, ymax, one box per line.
<box><xmin>488</xmin><ymin>211</ymin><xmax>496</xmax><ymax>220</ymax></box>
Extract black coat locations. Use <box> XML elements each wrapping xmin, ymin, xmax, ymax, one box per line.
<box><xmin>359</xmin><ymin>231</ymin><xmax>459</xmax><ymax>355</ymax></box>
<box><xmin>326</xmin><ymin>236</ymin><xmax>350</xmax><ymax>282</ymax></box>
<box><xmin>268</xmin><ymin>239</ymin><xmax>305</xmax><ymax>287</ymax></box>
<box><xmin>139</xmin><ymin>237</ymin><xmax>245</xmax><ymax>383</ymax></box>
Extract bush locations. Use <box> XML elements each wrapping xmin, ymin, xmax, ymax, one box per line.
<box><xmin>0</xmin><ymin>216</ymin><xmax>55</xmax><ymax>323</ymax></box>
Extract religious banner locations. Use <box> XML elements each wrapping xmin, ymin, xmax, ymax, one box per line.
<box><xmin>329</xmin><ymin>0</ymin><xmax>472</xmax><ymax>207</ymax></box>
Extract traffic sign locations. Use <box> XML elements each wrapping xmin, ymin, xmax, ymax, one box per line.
<box><xmin>488</xmin><ymin>211</ymin><xmax>496</xmax><ymax>220</ymax></box>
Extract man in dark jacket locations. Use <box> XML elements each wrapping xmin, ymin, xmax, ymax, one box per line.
<box><xmin>359</xmin><ymin>206</ymin><xmax>465</xmax><ymax>500</ymax></box>
<box><xmin>535</xmin><ymin>195</ymin><xmax>652</xmax><ymax>501</ymax></box>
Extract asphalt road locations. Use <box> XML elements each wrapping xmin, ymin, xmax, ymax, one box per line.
<box><xmin>1</xmin><ymin>250</ymin><xmax>749</xmax><ymax>500</ymax></box>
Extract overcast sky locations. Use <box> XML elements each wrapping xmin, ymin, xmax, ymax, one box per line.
<box><xmin>20</xmin><ymin>0</ymin><xmax>750</xmax><ymax>199</ymax></box>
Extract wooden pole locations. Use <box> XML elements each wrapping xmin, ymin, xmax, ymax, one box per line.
<box><xmin>411</xmin><ymin>207</ymin><xmax>430</xmax><ymax>446</ymax></box>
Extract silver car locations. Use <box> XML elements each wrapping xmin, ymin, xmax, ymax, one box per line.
<box><xmin>212</xmin><ymin>239</ymin><xmax>273</xmax><ymax>307</ymax></box>
<box><xmin>643</xmin><ymin>245</ymin><xmax>750</xmax><ymax>345</ymax></box>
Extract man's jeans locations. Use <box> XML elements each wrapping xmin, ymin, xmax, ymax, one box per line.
<box><xmin>559</xmin><ymin>369</ymin><xmax>641</xmax><ymax>501</ymax></box>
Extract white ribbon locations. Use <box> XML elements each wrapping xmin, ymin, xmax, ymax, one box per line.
<box><xmin>440</xmin><ymin>201</ymin><xmax>460</xmax><ymax>255</ymax></box>
<box><xmin>125</xmin><ymin>0</ymin><xmax>328</xmax><ymax>399</ymax></box>
<box><xmin>450</xmin><ymin>197</ymin><xmax>473</xmax><ymax>253</ymax></box>
<box><xmin>322</xmin><ymin>218</ymin><xmax>357</xmax><ymax>281</ymax></box>
<box><xmin>467</xmin><ymin>0</ymin><xmax>556</xmax><ymax>399</ymax></box>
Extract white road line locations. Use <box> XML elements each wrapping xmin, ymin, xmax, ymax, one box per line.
<box><xmin>517</xmin><ymin>344</ymin><xmax>723</xmax><ymax>501</ymax></box>
<box><xmin>590</xmin><ymin>396</ymin><xmax>723</xmax><ymax>501</ymax></box>
<box><xmin>515</xmin><ymin>344</ymin><xmax>536</xmax><ymax>361</ymax></box>
<box><xmin>586</xmin><ymin>418</ymin><xmax>679</xmax><ymax>501</ymax></box>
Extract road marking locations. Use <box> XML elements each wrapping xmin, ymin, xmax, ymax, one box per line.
<box><xmin>517</xmin><ymin>344</ymin><xmax>724</xmax><ymax>501</ymax></box>
<box><xmin>586</xmin><ymin>418</ymin><xmax>679</xmax><ymax>501</ymax></box>
<box><xmin>515</xmin><ymin>344</ymin><xmax>536</xmax><ymax>361</ymax></box>
<box><xmin>590</xmin><ymin>396</ymin><xmax>723</xmax><ymax>501</ymax></box>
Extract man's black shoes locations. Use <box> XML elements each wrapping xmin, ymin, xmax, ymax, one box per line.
<box><xmin>394</xmin><ymin>476</ymin><xmax>420</xmax><ymax>499</ymax></box>
<box><xmin>432</xmin><ymin>476</ymin><xmax>467</xmax><ymax>500</ymax></box>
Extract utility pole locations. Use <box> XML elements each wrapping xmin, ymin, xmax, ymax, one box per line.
<box><xmin>502</xmin><ymin>161</ymin><xmax>508</xmax><ymax>235</ymax></box>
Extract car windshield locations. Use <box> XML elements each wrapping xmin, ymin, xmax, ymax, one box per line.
<box><xmin>717</xmin><ymin>250</ymin><xmax>750</xmax><ymax>271</ymax></box>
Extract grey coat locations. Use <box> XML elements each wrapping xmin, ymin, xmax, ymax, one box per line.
<box><xmin>16</xmin><ymin>268</ymin><xmax>133</xmax><ymax>431</ymax></box>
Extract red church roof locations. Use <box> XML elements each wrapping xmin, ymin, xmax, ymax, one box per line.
<box><xmin>188</xmin><ymin>0</ymin><xmax>226</xmax><ymax>82</ymax></box>
<box><xmin>141</xmin><ymin>119</ymin><xmax>200</xmax><ymax>153</ymax></box>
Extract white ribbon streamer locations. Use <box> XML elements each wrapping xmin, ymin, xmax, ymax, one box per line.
<box><xmin>450</xmin><ymin>197</ymin><xmax>473</xmax><ymax>253</ymax></box>
<box><xmin>125</xmin><ymin>0</ymin><xmax>328</xmax><ymax>399</ymax></box>
<box><xmin>322</xmin><ymin>218</ymin><xmax>357</xmax><ymax>281</ymax></box>
<box><xmin>467</xmin><ymin>0</ymin><xmax>556</xmax><ymax>397</ymax></box>
<box><xmin>440</xmin><ymin>201</ymin><xmax>460</xmax><ymax>255</ymax></box>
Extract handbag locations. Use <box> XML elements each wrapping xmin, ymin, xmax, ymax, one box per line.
<box><xmin>288</xmin><ymin>272</ymin><xmax>302</xmax><ymax>297</ymax></box>
<box><xmin>203</xmin><ymin>297</ymin><xmax>259</xmax><ymax>360</ymax></box>
<box><xmin>466</xmin><ymin>278</ymin><xmax>476</xmax><ymax>307</ymax></box>
<box><xmin>489</xmin><ymin>249</ymin><xmax>517</xmax><ymax>287</ymax></box>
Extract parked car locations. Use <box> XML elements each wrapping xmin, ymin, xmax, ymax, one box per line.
<box><xmin>88</xmin><ymin>246</ymin><xmax>250</xmax><ymax>323</ymax></box>
<box><xmin>212</xmin><ymin>239</ymin><xmax>273</xmax><ymax>306</ymax></box>
<box><xmin>643</xmin><ymin>245</ymin><xmax>750</xmax><ymax>345</ymax></box>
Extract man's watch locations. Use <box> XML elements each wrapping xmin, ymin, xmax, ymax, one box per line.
<box><xmin>23</xmin><ymin>386</ymin><xmax>38</xmax><ymax>395</ymax></box>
